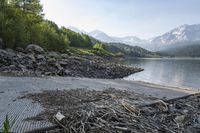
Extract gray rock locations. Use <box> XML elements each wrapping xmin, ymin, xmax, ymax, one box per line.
<box><xmin>36</xmin><ymin>54</ymin><xmax>46</xmax><ymax>61</ymax></box>
<box><xmin>25</xmin><ymin>44</ymin><xmax>44</xmax><ymax>54</ymax></box>
<box><xmin>59</xmin><ymin>60</ymin><xmax>68</xmax><ymax>66</ymax></box>
<box><xmin>6</xmin><ymin>49</ymin><xmax>16</xmax><ymax>57</ymax></box>
<box><xmin>175</xmin><ymin>115</ymin><xmax>185</xmax><ymax>123</ymax></box>
<box><xmin>18</xmin><ymin>64</ymin><xmax>27</xmax><ymax>72</ymax></box>
<box><xmin>26</xmin><ymin>54</ymin><xmax>36</xmax><ymax>62</ymax></box>
<box><xmin>61</xmin><ymin>54</ymin><xmax>69</xmax><ymax>59</ymax></box>
<box><xmin>55</xmin><ymin>62</ymin><xmax>63</xmax><ymax>71</ymax></box>
<box><xmin>48</xmin><ymin>51</ymin><xmax>60</xmax><ymax>59</ymax></box>
<box><xmin>0</xmin><ymin>49</ymin><xmax>7</xmax><ymax>57</ymax></box>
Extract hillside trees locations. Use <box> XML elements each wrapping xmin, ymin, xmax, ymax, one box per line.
<box><xmin>60</xmin><ymin>27</ymin><xmax>92</xmax><ymax>48</ymax></box>
<box><xmin>0</xmin><ymin>0</ymin><xmax>94</xmax><ymax>52</ymax></box>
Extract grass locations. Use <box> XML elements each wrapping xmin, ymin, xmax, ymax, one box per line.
<box><xmin>1</xmin><ymin>115</ymin><xmax>16</xmax><ymax>133</ymax></box>
<box><xmin>65</xmin><ymin>47</ymin><xmax>116</xmax><ymax>57</ymax></box>
<box><xmin>1</xmin><ymin>115</ymin><xmax>10</xmax><ymax>133</ymax></box>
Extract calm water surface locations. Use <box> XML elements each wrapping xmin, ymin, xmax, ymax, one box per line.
<box><xmin>123</xmin><ymin>58</ymin><xmax>200</xmax><ymax>90</ymax></box>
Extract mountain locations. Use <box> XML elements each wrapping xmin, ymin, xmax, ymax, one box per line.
<box><xmin>150</xmin><ymin>24</ymin><xmax>200</xmax><ymax>45</ymax></box>
<box><xmin>105</xmin><ymin>42</ymin><xmax>157</xmax><ymax>58</ymax></box>
<box><xmin>68</xmin><ymin>27</ymin><xmax>147</xmax><ymax>47</ymax></box>
<box><xmin>88</xmin><ymin>30</ymin><xmax>148</xmax><ymax>47</ymax></box>
<box><xmin>88</xmin><ymin>30</ymin><xmax>115</xmax><ymax>42</ymax></box>
<box><xmin>67</xmin><ymin>26</ymin><xmax>87</xmax><ymax>34</ymax></box>
<box><xmin>149</xmin><ymin>24</ymin><xmax>200</xmax><ymax>51</ymax></box>
<box><xmin>68</xmin><ymin>24</ymin><xmax>200</xmax><ymax>57</ymax></box>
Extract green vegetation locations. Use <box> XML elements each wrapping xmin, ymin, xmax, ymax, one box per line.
<box><xmin>3</xmin><ymin>115</ymin><xmax>10</xmax><ymax>133</ymax></box>
<box><xmin>105</xmin><ymin>43</ymin><xmax>159</xmax><ymax>58</ymax></box>
<box><xmin>0</xmin><ymin>0</ymin><xmax>92</xmax><ymax>52</ymax></box>
<box><xmin>0</xmin><ymin>0</ymin><xmax>156</xmax><ymax>57</ymax></box>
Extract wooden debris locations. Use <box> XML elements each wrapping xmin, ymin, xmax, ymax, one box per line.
<box><xmin>25</xmin><ymin>88</ymin><xmax>200</xmax><ymax>133</ymax></box>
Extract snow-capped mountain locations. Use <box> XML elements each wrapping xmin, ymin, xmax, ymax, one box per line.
<box><xmin>88</xmin><ymin>30</ymin><xmax>115</xmax><ymax>42</ymax></box>
<box><xmin>68</xmin><ymin>26</ymin><xmax>87</xmax><ymax>34</ymax></box>
<box><xmin>150</xmin><ymin>24</ymin><xmax>200</xmax><ymax>44</ymax></box>
<box><xmin>68</xmin><ymin>26</ymin><xmax>147</xmax><ymax>46</ymax></box>
<box><xmin>88</xmin><ymin>30</ymin><xmax>147</xmax><ymax>46</ymax></box>
<box><xmin>68</xmin><ymin>24</ymin><xmax>200</xmax><ymax>52</ymax></box>
<box><xmin>147</xmin><ymin>24</ymin><xmax>200</xmax><ymax>51</ymax></box>
<box><xmin>114</xmin><ymin>36</ymin><xmax>147</xmax><ymax>45</ymax></box>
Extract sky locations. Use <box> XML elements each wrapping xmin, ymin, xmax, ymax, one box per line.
<box><xmin>40</xmin><ymin>0</ymin><xmax>200</xmax><ymax>39</ymax></box>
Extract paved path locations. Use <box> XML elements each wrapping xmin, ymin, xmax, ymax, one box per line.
<box><xmin>0</xmin><ymin>76</ymin><xmax>197</xmax><ymax>132</ymax></box>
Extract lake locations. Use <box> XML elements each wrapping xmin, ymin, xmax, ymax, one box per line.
<box><xmin>123</xmin><ymin>58</ymin><xmax>200</xmax><ymax>90</ymax></box>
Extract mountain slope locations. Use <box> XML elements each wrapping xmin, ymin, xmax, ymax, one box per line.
<box><xmin>88</xmin><ymin>30</ymin><xmax>115</xmax><ymax>42</ymax></box>
<box><xmin>88</xmin><ymin>36</ymin><xmax>156</xmax><ymax>58</ymax></box>
<box><xmin>88</xmin><ymin>30</ymin><xmax>147</xmax><ymax>46</ymax></box>
<box><xmin>69</xmin><ymin>24</ymin><xmax>200</xmax><ymax>57</ymax></box>
<box><xmin>68</xmin><ymin>27</ymin><xmax>147</xmax><ymax>47</ymax></box>
<box><xmin>148</xmin><ymin>24</ymin><xmax>200</xmax><ymax>51</ymax></box>
<box><xmin>150</xmin><ymin>24</ymin><xmax>200</xmax><ymax>45</ymax></box>
<box><xmin>105</xmin><ymin>42</ymin><xmax>157</xmax><ymax>58</ymax></box>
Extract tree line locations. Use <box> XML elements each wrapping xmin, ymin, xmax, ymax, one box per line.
<box><xmin>0</xmin><ymin>0</ymin><xmax>93</xmax><ymax>52</ymax></box>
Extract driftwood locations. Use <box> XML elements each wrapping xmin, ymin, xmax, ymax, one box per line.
<box><xmin>25</xmin><ymin>88</ymin><xmax>200</xmax><ymax>133</ymax></box>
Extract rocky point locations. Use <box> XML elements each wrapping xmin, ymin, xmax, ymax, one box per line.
<box><xmin>0</xmin><ymin>44</ymin><xmax>143</xmax><ymax>79</ymax></box>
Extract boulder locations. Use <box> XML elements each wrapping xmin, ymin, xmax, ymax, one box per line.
<box><xmin>0</xmin><ymin>49</ymin><xmax>7</xmax><ymax>57</ymax></box>
<box><xmin>175</xmin><ymin>115</ymin><xmax>185</xmax><ymax>123</ymax></box>
<box><xmin>47</xmin><ymin>51</ymin><xmax>60</xmax><ymax>59</ymax></box>
<box><xmin>36</xmin><ymin>54</ymin><xmax>46</xmax><ymax>61</ymax></box>
<box><xmin>61</xmin><ymin>54</ymin><xmax>69</xmax><ymax>59</ymax></box>
<box><xmin>25</xmin><ymin>44</ymin><xmax>44</xmax><ymax>54</ymax></box>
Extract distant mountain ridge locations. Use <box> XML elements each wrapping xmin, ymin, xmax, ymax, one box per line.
<box><xmin>68</xmin><ymin>24</ymin><xmax>200</xmax><ymax>48</ymax></box>
<box><xmin>68</xmin><ymin>24</ymin><xmax>200</xmax><ymax>56</ymax></box>
<box><xmin>68</xmin><ymin>26</ymin><xmax>147</xmax><ymax>47</ymax></box>
<box><xmin>149</xmin><ymin>24</ymin><xmax>200</xmax><ymax>45</ymax></box>
<box><xmin>148</xmin><ymin>24</ymin><xmax>200</xmax><ymax>51</ymax></box>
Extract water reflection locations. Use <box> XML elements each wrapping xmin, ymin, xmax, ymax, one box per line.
<box><xmin>124</xmin><ymin>58</ymin><xmax>200</xmax><ymax>90</ymax></box>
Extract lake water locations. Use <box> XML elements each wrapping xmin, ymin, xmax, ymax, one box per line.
<box><xmin>123</xmin><ymin>58</ymin><xmax>200</xmax><ymax>90</ymax></box>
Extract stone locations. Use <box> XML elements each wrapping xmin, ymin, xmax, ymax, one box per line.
<box><xmin>183</xmin><ymin>109</ymin><xmax>189</xmax><ymax>114</ymax></box>
<box><xmin>175</xmin><ymin>115</ymin><xmax>185</xmax><ymax>123</ymax></box>
<box><xmin>18</xmin><ymin>64</ymin><xmax>27</xmax><ymax>72</ymax></box>
<box><xmin>61</xmin><ymin>54</ymin><xmax>69</xmax><ymax>59</ymax></box>
<box><xmin>36</xmin><ymin>54</ymin><xmax>46</xmax><ymax>61</ymax></box>
<box><xmin>48</xmin><ymin>51</ymin><xmax>60</xmax><ymax>59</ymax></box>
<box><xmin>25</xmin><ymin>44</ymin><xmax>44</xmax><ymax>54</ymax></box>
<box><xmin>0</xmin><ymin>49</ymin><xmax>7</xmax><ymax>57</ymax></box>
<box><xmin>197</xmin><ymin>115</ymin><xmax>200</xmax><ymax>123</ymax></box>
<box><xmin>0</xmin><ymin>46</ymin><xmax>142</xmax><ymax>78</ymax></box>
<box><xmin>5</xmin><ymin>49</ymin><xmax>16</xmax><ymax>58</ymax></box>
<box><xmin>59</xmin><ymin>60</ymin><xmax>68</xmax><ymax>66</ymax></box>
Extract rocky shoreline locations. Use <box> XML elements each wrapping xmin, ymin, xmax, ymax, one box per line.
<box><xmin>0</xmin><ymin>44</ymin><xmax>143</xmax><ymax>79</ymax></box>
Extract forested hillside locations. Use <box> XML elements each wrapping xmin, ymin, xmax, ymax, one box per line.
<box><xmin>0</xmin><ymin>0</ymin><xmax>155</xmax><ymax>58</ymax></box>
<box><xmin>0</xmin><ymin>0</ymin><xmax>93</xmax><ymax>51</ymax></box>
<box><xmin>105</xmin><ymin>43</ymin><xmax>158</xmax><ymax>57</ymax></box>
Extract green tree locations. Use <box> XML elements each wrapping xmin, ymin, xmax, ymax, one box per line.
<box><xmin>0</xmin><ymin>0</ymin><xmax>94</xmax><ymax>53</ymax></box>
<box><xmin>10</xmin><ymin>0</ymin><xmax>43</xmax><ymax>15</ymax></box>
<box><xmin>93</xmin><ymin>43</ymin><xmax>106</xmax><ymax>50</ymax></box>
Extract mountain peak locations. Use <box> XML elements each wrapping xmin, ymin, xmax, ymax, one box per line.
<box><xmin>90</xmin><ymin>29</ymin><xmax>105</xmax><ymax>34</ymax></box>
<box><xmin>150</xmin><ymin>24</ymin><xmax>200</xmax><ymax>45</ymax></box>
<box><xmin>68</xmin><ymin>26</ymin><xmax>87</xmax><ymax>34</ymax></box>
